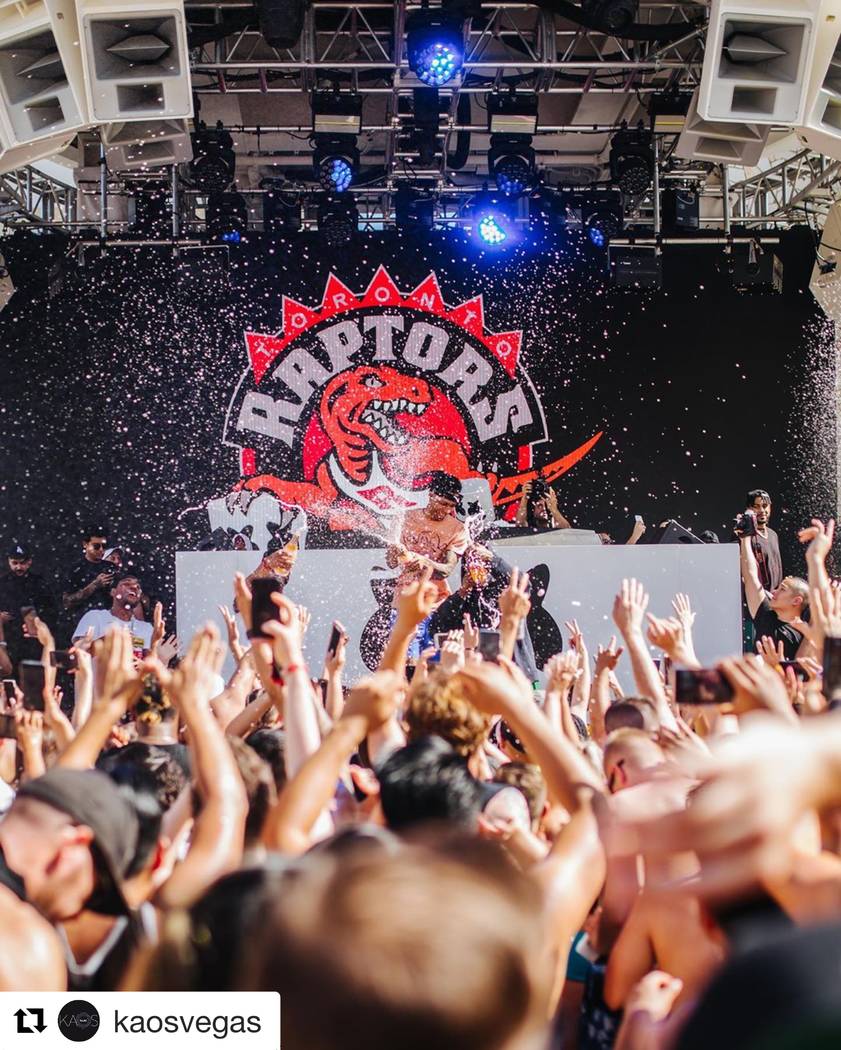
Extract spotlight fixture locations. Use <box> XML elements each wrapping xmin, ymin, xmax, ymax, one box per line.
<box><xmin>206</xmin><ymin>192</ymin><xmax>248</xmax><ymax>244</ymax></box>
<box><xmin>469</xmin><ymin>191</ymin><xmax>518</xmax><ymax>248</ymax></box>
<box><xmin>255</xmin><ymin>0</ymin><xmax>307</xmax><ymax>50</ymax></box>
<box><xmin>578</xmin><ymin>191</ymin><xmax>624</xmax><ymax>248</ymax></box>
<box><xmin>317</xmin><ymin>195</ymin><xmax>359</xmax><ymax>246</ymax></box>
<box><xmin>312</xmin><ymin>136</ymin><xmax>359</xmax><ymax>192</ymax></box>
<box><xmin>189</xmin><ymin>121</ymin><xmax>236</xmax><ymax>193</ymax></box>
<box><xmin>581</xmin><ymin>0</ymin><xmax>639</xmax><ymax>34</ymax></box>
<box><xmin>609</xmin><ymin>124</ymin><xmax>654</xmax><ymax>195</ymax></box>
<box><xmin>489</xmin><ymin>136</ymin><xmax>536</xmax><ymax>197</ymax></box>
<box><xmin>394</xmin><ymin>183</ymin><xmax>436</xmax><ymax>230</ymax></box>
<box><xmin>406</xmin><ymin>9</ymin><xmax>464</xmax><ymax>87</ymax></box>
<box><xmin>262</xmin><ymin>179</ymin><xmax>302</xmax><ymax>236</ymax></box>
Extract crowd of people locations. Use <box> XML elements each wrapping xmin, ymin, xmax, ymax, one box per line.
<box><xmin>0</xmin><ymin>477</ymin><xmax>839</xmax><ymax>1050</ymax></box>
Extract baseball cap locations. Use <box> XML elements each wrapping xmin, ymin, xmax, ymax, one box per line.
<box><xmin>18</xmin><ymin>768</ymin><xmax>139</xmax><ymax>915</ymax></box>
<box><xmin>7</xmin><ymin>542</ymin><xmax>30</xmax><ymax>559</ymax></box>
<box><xmin>428</xmin><ymin>472</ymin><xmax>463</xmax><ymax>506</ymax></box>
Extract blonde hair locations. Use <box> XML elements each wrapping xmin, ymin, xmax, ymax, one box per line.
<box><xmin>406</xmin><ymin>670</ymin><xmax>492</xmax><ymax>758</ymax></box>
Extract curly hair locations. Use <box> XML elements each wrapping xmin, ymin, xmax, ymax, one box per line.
<box><xmin>405</xmin><ymin>670</ymin><xmax>491</xmax><ymax>759</ymax></box>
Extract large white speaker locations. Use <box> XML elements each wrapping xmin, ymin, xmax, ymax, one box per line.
<box><xmin>0</xmin><ymin>0</ymin><xmax>90</xmax><ymax>147</ymax></box>
<box><xmin>675</xmin><ymin>90</ymin><xmax>770</xmax><ymax>165</ymax></box>
<box><xmin>102</xmin><ymin>117</ymin><xmax>190</xmax><ymax>168</ymax></box>
<box><xmin>0</xmin><ymin>127</ymin><xmax>74</xmax><ymax>175</ymax></box>
<box><xmin>77</xmin><ymin>0</ymin><xmax>193</xmax><ymax>124</ymax></box>
<box><xmin>698</xmin><ymin>1</ymin><xmax>821</xmax><ymax>125</ymax></box>
<box><xmin>795</xmin><ymin>0</ymin><xmax>841</xmax><ymax>159</ymax></box>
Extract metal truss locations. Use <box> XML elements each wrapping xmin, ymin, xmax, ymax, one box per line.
<box><xmin>187</xmin><ymin>1</ymin><xmax>706</xmax><ymax>94</ymax></box>
<box><xmin>0</xmin><ymin>167</ymin><xmax>74</xmax><ymax>225</ymax></box>
<box><xmin>728</xmin><ymin>149</ymin><xmax>841</xmax><ymax>227</ymax></box>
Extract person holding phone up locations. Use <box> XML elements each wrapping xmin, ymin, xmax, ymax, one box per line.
<box><xmin>61</xmin><ymin>527</ymin><xmax>115</xmax><ymax>617</ymax></box>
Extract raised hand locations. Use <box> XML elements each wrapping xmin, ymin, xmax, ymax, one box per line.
<box><xmin>756</xmin><ymin>635</ymin><xmax>784</xmax><ymax>669</ymax></box>
<box><xmin>325</xmin><ymin>622</ymin><xmax>349</xmax><ymax>677</ymax></box>
<box><xmin>295</xmin><ymin>604</ymin><xmax>312</xmax><ymax>645</ymax></box>
<box><xmin>594</xmin><ymin>636</ymin><xmax>624</xmax><ymax>675</ymax></box>
<box><xmin>454</xmin><ymin>656</ymin><xmax>532</xmax><ymax>718</ymax></box>
<box><xmin>94</xmin><ymin>627</ymin><xmax>144</xmax><ymax>711</ymax></box>
<box><xmin>612</xmin><ymin>578</ymin><xmax>650</xmax><ymax>637</ymax></box>
<box><xmin>151</xmin><ymin>602</ymin><xmax>165</xmax><ymax>648</ymax></box>
<box><xmin>439</xmin><ymin>631</ymin><xmax>465</xmax><ymax>674</ymax></box>
<box><xmin>14</xmin><ymin>709</ymin><xmax>43</xmax><ymax>753</ymax></box>
<box><xmin>218</xmin><ymin>603</ymin><xmax>241</xmax><ymax>652</ymax></box>
<box><xmin>342</xmin><ymin>670</ymin><xmax>403</xmax><ymax>733</ymax></box>
<box><xmin>719</xmin><ymin>656</ymin><xmax>794</xmax><ymax>721</ymax></box>
<box><xmin>164</xmin><ymin>624</ymin><xmax>226</xmax><ymax>712</ymax></box>
<box><xmin>564</xmin><ymin>619</ymin><xmax>584</xmax><ymax>651</ymax></box>
<box><xmin>261</xmin><ymin>593</ymin><xmax>305</xmax><ymax>669</ymax></box>
<box><xmin>233</xmin><ymin>573</ymin><xmax>253</xmax><ymax>633</ymax></box>
<box><xmin>646</xmin><ymin>615</ymin><xmax>686</xmax><ymax>660</ymax></box>
<box><xmin>798</xmin><ymin>517</ymin><xmax>835</xmax><ymax>560</ymax></box>
<box><xmin>546</xmin><ymin>649</ymin><xmax>580</xmax><ymax>693</ymax></box>
<box><xmin>671</xmin><ymin>592</ymin><xmax>695</xmax><ymax>630</ymax></box>
<box><xmin>499</xmin><ymin>567</ymin><xmax>531</xmax><ymax>622</ymax></box>
<box><xmin>462</xmin><ymin>612</ymin><xmax>480</xmax><ymax>652</ymax></box>
<box><xmin>157</xmin><ymin>634</ymin><xmax>180</xmax><ymax>667</ymax></box>
<box><xmin>395</xmin><ymin>566</ymin><xmax>439</xmax><ymax>627</ymax></box>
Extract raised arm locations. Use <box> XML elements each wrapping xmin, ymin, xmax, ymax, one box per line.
<box><xmin>264</xmin><ymin>671</ymin><xmax>401</xmax><ymax>854</ymax></box>
<box><xmin>739</xmin><ymin>536</ymin><xmax>765</xmax><ymax>618</ymax></box>
<box><xmin>154</xmin><ymin>625</ymin><xmax>248</xmax><ymax>911</ymax></box>
<box><xmin>799</xmin><ymin>518</ymin><xmax>834</xmax><ymax>607</ymax></box>
<box><xmin>498</xmin><ymin>567</ymin><xmax>531</xmax><ymax>662</ymax></box>
<box><xmin>589</xmin><ymin>637</ymin><xmax>624</xmax><ymax>747</ymax></box>
<box><xmin>379</xmin><ymin>566</ymin><xmax>438</xmax><ymax>677</ymax></box>
<box><xmin>612</xmin><ymin>579</ymin><xmax>677</xmax><ymax>730</ymax></box>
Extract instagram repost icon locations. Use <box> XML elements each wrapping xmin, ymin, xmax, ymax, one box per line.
<box><xmin>57</xmin><ymin>1000</ymin><xmax>100</xmax><ymax>1042</ymax></box>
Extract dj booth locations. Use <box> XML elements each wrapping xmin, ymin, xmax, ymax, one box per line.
<box><xmin>176</xmin><ymin>527</ymin><xmax>741</xmax><ymax>686</ymax></box>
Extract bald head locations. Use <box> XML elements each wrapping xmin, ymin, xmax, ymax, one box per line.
<box><xmin>603</xmin><ymin>729</ymin><xmax>665</xmax><ymax>793</ymax></box>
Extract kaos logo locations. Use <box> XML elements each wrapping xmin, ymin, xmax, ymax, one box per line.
<box><xmin>224</xmin><ymin>266</ymin><xmax>601</xmax><ymax>535</ymax></box>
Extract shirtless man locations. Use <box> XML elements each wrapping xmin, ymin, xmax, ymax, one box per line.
<box><xmin>386</xmin><ymin>473</ymin><xmax>469</xmax><ymax>655</ymax></box>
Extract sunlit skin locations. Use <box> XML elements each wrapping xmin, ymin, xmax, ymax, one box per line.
<box><xmin>424</xmin><ymin>493</ymin><xmax>458</xmax><ymax>522</ymax></box>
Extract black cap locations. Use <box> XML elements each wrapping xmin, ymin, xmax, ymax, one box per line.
<box><xmin>7</xmin><ymin>542</ymin><xmax>31</xmax><ymax>559</ymax></box>
<box><xmin>428</xmin><ymin>472</ymin><xmax>463</xmax><ymax>505</ymax></box>
<box><xmin>18</xmin><ymin>769</ymin><xmax>139</xmax><ymax>915</ymax></box>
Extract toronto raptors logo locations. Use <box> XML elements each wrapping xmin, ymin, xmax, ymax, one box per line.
<box><xmin>222</xmin><ymin>266</ymin><xmax>602</xmax><ymax>536</ymax></box>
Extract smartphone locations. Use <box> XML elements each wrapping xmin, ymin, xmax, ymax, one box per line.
<box><xmin>674</xmin><ymin>668</ymin><xmax>734</xmax><ymax>704</ymax></box>
<box><xmin>779</xmin><ymin>660</ymin><xmax>808</xmax><ymax>682</ymax></box>
<box><xmin>822</xmin><ymin>636</ymin><xmax>841</xmax><ymax>701</ymax></box>
<box><xmin>19</xmin><ymin>660</ymin><xmax>45</xmax><ymax>711</ymax></box>
<box><xmin>50</xmin><ymin>650</ymin><xmax>78</xmax><ymax>671</ymax></box>
<box><xmin>0</xmin><ymin>714</ymin><xmax>15</xmax><ymax>739</ymax></box>
<box><xmin>478</xmin><ymin>629</ymin><xmax>501</xmax><ymax>662</ymax></box>
<box><xmin>250</xmin><ymin>577</ymin><xmax>283</xmax><ymax>638</ymax></box>
<box><xmin>434</xmin><ymin>632</ymin><xmax>447</xmax><ymax>650</ymax></box>
<box><xmin>326</xmin><ymin>621</ymin><xmax>345</xmax><ymax>658</ymax></box>
<box><xmin>634</xmin><ymin>515</ymin><xmax>643</xmax><ymax>524</ymax></box>
<box><xmin>19</xmin><ymin>605</ymin><xmax>36</xmax><ymax>619</ymax></box>
<box><xmin>2</xmin><ymin>680</ymin><xmax>15</xmax><ymax>703</ymax></box>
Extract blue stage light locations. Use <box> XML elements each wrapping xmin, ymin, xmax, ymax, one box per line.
<box><xmin>494</xmin><ymin>155</ymin><xmax>531</xmax><ymax>197</ymax></box>
<box><xmin>407</xmin><ymin>13</ymin><xmax>463</xmax><ymax>87</ymax></box>
<box><xmin>477</xmin><ymin>213</ymin><xmax>508</xmax><ymax>245</ymax></box>
<box><xmin>414</xmin><ymin>40</ymin><xmax>460</xmax><ymax>86</ymax></box>
<box><xmin>319</xmin><ymin>155</ymin><xmax>354</xmax><ymax>193</ymax></box>
<box><xmin>220</xmin><ymin>229</ymin><xmax>242</xmax><ymax>244</ymax></box>
<box><xmin>588</xmin><ymin>225</ymin><xmax>606</xmax><ymax>248</ymax></box>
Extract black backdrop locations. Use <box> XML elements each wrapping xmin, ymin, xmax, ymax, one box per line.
<box><xmin>0</xmin><ymin>227</ymin><xmax>834</xmax><ymax>624</ymax></box>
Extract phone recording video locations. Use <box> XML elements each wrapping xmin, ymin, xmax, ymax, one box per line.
<box><xmin>477</xmin><ymin>629</ymin><xmax>501</xmax><ymax>662</ymax></box>
<box><xmin>250</xmin><ymin>578</ymin><xmax>283</xmax><ymax>638</ymax></box>
<box><xmin>19</xmin><ymin>660</ymin><xmax>46</xmax><ymax>711</ymax></box>
<box><xmin>822</xmin><ymin>636</ymin><xmax>841</xmax><ymax>701</ymax></box>
<box><xmin>50</xmin><ymin>650</ymin><xmax>78</xmax><ymax>671</ymax></box>
<box><xmin>2</xmin><ymin>680</ymin><xmax>15</xmax><ymax>704</ymax></box>
<box><xmin>0</xmin><ymin>713</ymin><xmax>16</xmax><ymax>740</ymax></box>
<box><xmin>326</xmin><ymin>621</ymin><xmax>345</xmax><ymax>659</ymax></box>
<box><xmin>674</xmin><ymin>668</ymin><xmax>734</xmax><ymax>705</ymax></box>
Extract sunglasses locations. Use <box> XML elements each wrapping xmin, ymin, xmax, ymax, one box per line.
<box><xmin>89</xmin><ymin>542</ymin><xmax>106</xmax><ymax>550</ymax></box>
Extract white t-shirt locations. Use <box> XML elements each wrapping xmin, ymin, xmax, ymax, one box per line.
<box><xmin>72</xmin><ymin>609</ymin><xmax>154</xmax><ymax>654</ymax></box>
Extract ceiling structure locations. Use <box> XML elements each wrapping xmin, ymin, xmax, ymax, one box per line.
<box><xmin>2</xmin><ymin>1</ymin><xmax>841</xmax><ymax>238</ymax></box>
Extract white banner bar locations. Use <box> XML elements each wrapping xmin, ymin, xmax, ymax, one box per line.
<box><xmin>0</xmin><ymin>993</ymin><xmax>280</xmax><ymax>1050</ymax></box>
